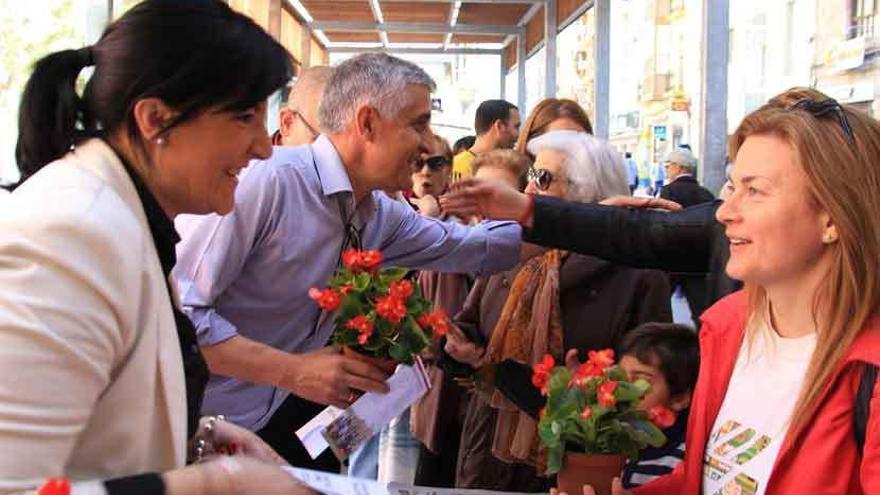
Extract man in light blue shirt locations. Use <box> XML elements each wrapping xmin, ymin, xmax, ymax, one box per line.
<box><xmin>173</xmin><ymin>53</ymin><xmax>521</xmax><ymax>467</ymax></box>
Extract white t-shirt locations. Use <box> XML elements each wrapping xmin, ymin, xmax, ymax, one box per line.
<box><xmin>702</xmin><ymin>325</ymin><xmax>816</xmax><ymax>495</ymax></box>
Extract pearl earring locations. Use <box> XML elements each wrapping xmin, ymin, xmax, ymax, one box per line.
<box><xmin>156</xmin><ymin>136</ymin><xmax>165</xmax><ymax>145</ymax></box>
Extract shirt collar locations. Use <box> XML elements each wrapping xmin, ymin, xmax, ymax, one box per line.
<box><xmin>312</xmin><ymin>134</ymin><xmax>354</xmax><ymax>197</ymax></box>
<box><xmin>311</xmin><ymin>134</ymin><xmax>378</xmax><ymax>224</ymax></box>
<box><xmin>110</xmin><ymin>146</ymin><xmax>180</xmax><ymax>277</ymax></box>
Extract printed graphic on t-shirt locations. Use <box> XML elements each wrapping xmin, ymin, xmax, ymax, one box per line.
<box><xmin>703</xmin><ymin>419</ymin><xmax>774</xmax><ymax>495</ymax></box>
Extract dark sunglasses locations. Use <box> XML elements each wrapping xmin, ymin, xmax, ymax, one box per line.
<box><xmin>414</xmin><ymin>155</ymin><xmax>451</xmax><ymax>171</ymax></box>
<box><xmin>527</xmin><ymin>167</ymin><xmax>557</xmax><ymax>191</ymax></box>
<box><xmin>789</xmin><ymin>98</ymin><xmax>856</xmax><ymax>147</ymax></box>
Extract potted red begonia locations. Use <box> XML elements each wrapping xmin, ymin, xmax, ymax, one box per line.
<box><xmin>533</xmin><ymin>350</ymin><xmax>676</xmax><ymax>495</ymax></box>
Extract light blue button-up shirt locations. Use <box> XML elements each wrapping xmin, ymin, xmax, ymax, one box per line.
<box><xmin>173</xmin><ymin>135</ymin><xmax>521</xmax><ymax>430</ymax></box>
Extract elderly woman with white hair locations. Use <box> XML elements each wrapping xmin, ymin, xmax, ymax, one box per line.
<box><xmin>444</xmin><ymin>131</ymin><xmax>673</xmax><ymax>492</ymax></box>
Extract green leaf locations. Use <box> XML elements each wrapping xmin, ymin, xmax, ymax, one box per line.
<box><xmin>403</xmin><ymin>316</ymin><xmax>431</xmax><ymax>349</ymax></box>
<box><xmin>606</xmin><ymin>366</ymin><xmax>627</xmax><ymax>381</ymax></box>
<box><xmin>378</xmin><ymin>267</ymin><xmax>409</xmax><ymax>283</ymax></box>
<box><xmin>615</xmin><ymin>381</ymin><xmax>648</xmax><ymax>403</ymax></box>
<box><xmin>388</xmin><ymin>341</ymin><xmax>411</xmax><ymax>363</ymax></box>
<box><xmin>630</xmin><ymin>419</ymin><xmax>667</xmax><ymax>448</ymax></box>
<box><xmin>353</xmin><ymin>273</ymin><xmax>371</xmax><ymax>291</ymax></box>
<box><xmin>336</xmin><ymin>294</ymin><xmax>366</xmax><ymax>319</ymax></box>
<box><xmin>331</xmin><ymin>329</ymin><xmax>358</xmax><ymax>347</ymax></box>
<box><xmin>545</xmin><ymin>445</ymin><xmax>563</xmax><ymax>475</ymax></box>
<box><xmin>545</xmin><ymin>368</ymin><xmax>573</xmax><ymax>408</ymax></box>
<box><xmin>538</xmin><ymin>419</ymin><xmax>561</xmax><ymax>448</ymax></box>
<box><xmin>631</xmin><ymin>378</ymin><xmax>651</xmax><ymax>396</ymax></box>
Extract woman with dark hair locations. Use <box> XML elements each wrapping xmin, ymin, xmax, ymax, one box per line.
<box><xmin>0</xmin><ymin>1</ymin><xmax>309</xmax><ymax>494</ymax></box>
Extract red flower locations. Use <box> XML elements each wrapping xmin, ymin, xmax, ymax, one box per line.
<box><xmin>570</xmin><ymin>361</ymin><xmax>605</xmax><ymax>388</ymax></box>
<box><xmin>417</xmin><ymin>309</ymin><xmax>449</xmax><ymax>337</ymax></box>
<box><xmin>429</xmin><ymin>311</ymin><xmax>449</xmax><ymax>337</ymax></box>
<box><xmin>375</xmin><ymin>295</ymin><xmax>407</xmax><ymax>324</ymax></box>
<box><xmin>588</xmin><ymin>349</ymin><xmax>615</xmax><ymax>369</ymax></box>
<box><xmin>345</xmin><ymin>315</ymin><xmax>374</xmax><ymax>345</ymax></box>
<box><xmin>390</xmin><ymin>280</ymin><xmax>414</xmax><ymax>299</ymax></box>
<box><xmin>339</xmin><ymin>284</ymin><xmax>353</xmax><ymax>295</ymax></box>
<box><xmin>359</xmin><ymin>250</ymin><xmax>383</xmax><ymax>272</ymax></box>
<box><xmin>39</xmin><ymin>479</ymin><xmax>71</xmax><ymax>495</ymax></box>
<box><xmin>648</xmin><ymin>405</ymin><xmax>677</xmax><ymax>429</ymax></box>
<box><xmin>417</xmin><ymin>313</ymin><xmax>431</xmax><ymax>328</ymax></box>
<box><xmin>597</xmin><ymin>380</ymin><xmax>618</xmax><ymax>409</ymax></box>
<box><xmin>342</xmin><ymin>249</ymin><xmax>362</xmax><ymax>270</ymax></box>
<box><xmin>580</xmin><ymin>407</ymin><xmax>593</xmax><ymax>420</ymax></box>
<box><xmin>531</xmin><ymin>354</ymin><xmax>555</xmax><ymax>395</ymax></box>
<box><xmin>342</xmin><ymin>249</ymin><xmax>384</xmax><ymax>273</ymax></box>
<box><xmin>308</xmin><ymin>287</ymin><xmax>342</xmax><ymax>312</ymax></box>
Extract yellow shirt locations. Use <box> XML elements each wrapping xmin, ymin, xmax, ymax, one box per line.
<box><xmin>452</xmin><ymin>150</ymin><xmax>476</xmax><ymax>180</ymax></box>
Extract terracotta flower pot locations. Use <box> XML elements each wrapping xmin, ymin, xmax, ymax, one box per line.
<box><xmin>557</xmin><ymin>452</ymin><xmax>627</xmax><ymax>495</ymax></box>
<box><xmin>342</xmin><ymin>346</ymin><xmax>399</xmax><ymax>375</ymax></box>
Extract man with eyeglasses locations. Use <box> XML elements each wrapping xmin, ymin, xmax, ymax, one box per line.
<box><xmin>274</xmin><ymin>66</ymin><xmax>333</xmax><ymax>147</ymax></box>
<box><xmin>174</xmin><ymin>53</ymin><xmax>522</xmax><ymax>471</ymax></box>
<box><xmin>659</xmin><ymin>148</ymin><xmax>714</xmax><ymax>208</ymax></box>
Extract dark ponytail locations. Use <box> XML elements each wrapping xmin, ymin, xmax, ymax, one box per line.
<box><xmin>15</xmin><ymin>47</ymin><xmax>95</xmax><ymax>180</ymax></box>
<box><xmin>15</xmin><ymin>0</ymin><xmax>292</xmax><ymax>182</ymax></box>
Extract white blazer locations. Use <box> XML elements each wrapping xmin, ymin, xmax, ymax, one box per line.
<box><xmin>0</xmin><ymin>139</ymin><xmax>186</xmax><ymax>493</ymax></box>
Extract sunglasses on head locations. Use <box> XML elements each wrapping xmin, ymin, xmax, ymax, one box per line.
<box><xmin>414</xmin><ymin>155</ymin><xmax>451</xmax><ymax>171</ymax></box>
<box><xmin>789</xmin><ymin>98</ymin><xmax>856</xmax><ymax>147</ymax></box>
<box><xmin>527</xmin><ymin>167</ymin><xmax>557</xmax><ymax>191</ymax></box>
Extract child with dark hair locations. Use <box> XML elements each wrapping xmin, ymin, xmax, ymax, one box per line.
<box><xmin>617</xmin><ymin>323</ymin><xmax>699</xmax><ymax>488</ymax></box>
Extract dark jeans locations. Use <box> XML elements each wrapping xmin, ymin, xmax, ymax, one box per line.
<box><xmin>257</xmin><ymin>393</ymin><xmax>340</xmax><ymax>472</ymax></box>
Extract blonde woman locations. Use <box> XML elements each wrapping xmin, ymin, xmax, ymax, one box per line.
<box><xmin>585</xmin><ymin>90</ymin><xmax>880</xmax><ymax>495</ymax></box>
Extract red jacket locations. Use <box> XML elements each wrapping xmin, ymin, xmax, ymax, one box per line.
<box><xmin>635</xmin><ymin>291</ymin><xmax>880</xmax><ymax>495</ymax></box>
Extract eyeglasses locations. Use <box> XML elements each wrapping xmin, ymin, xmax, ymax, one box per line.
<box><xmin>413</xmin><ymin>155</ymin><xmax>451</xmax><ymax>172</ymax></box>
<box><xmin>527</xmin><ymin>167</ymin><xmax>559</xmax><ymax>191</ymax></box>
<box><xmin>789</xmin><ymin>98</ymin><xmax>855</xmax><ymax>147</ymax></box>
<box><xmin>292</xmin><ymin>109</ymin><xmax>320</xmax><ymax>141</ymax></box>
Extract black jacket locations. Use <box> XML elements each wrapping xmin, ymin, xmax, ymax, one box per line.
<box><xmin>523</xmin><ymin>196</ymin><xmax>741</xmax><ymax>307</ymax></box>
<box><xmin>660</xmin><ymin>175</ymin><xmax>715</xmax><ymax>207</ymax></box>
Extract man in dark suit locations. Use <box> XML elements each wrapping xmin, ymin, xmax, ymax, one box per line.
<box><xmin>660</xmin><ymin>149</ymin><xmax>715</xmax><ymax>207</ymax></box>
<box><xmin>658</xmin><ymin>148</ymin><xmax>715</xmax><ymax>325</ymax></box>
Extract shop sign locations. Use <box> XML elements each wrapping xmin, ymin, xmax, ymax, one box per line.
<box><xmin>829</xmin><ymin>37</ymin><xmax>866</xmax><ymax>72</ymax></box>
<box><xmin>670</xmin><ymin>99</ymin><xmax>690</xmax><ymax>112</ymax></box>
<box><xmin>653</xmin><ymin>125</ymin><xmax>667</xmax><ymax>141</ymax></box>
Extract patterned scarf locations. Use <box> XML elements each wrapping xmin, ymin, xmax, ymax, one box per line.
<box><xmin>486</xmin><ymin>249</ymin><xmax>566</xmax><ymax>470</ymax></box>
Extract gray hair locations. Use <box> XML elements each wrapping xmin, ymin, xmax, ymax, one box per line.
<box><xmin>665</xmin><ymin>149</ymin><xmax>698</xmax><ymax>173</ymax></box>
<box><xmin>526</xmin><ymin>130</ymin><xmax>629</xmax><ymax>203</ymax></box>
<box><xmin>319</xmin><ymin>53</ymin><xmax>436</xmax><ymax>133</ymax></box>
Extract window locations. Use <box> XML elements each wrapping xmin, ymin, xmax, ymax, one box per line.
<box><xmin>850</xmin><ymin>0</ymin><xmax>877</xmax><ymax>39</ymax></box>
